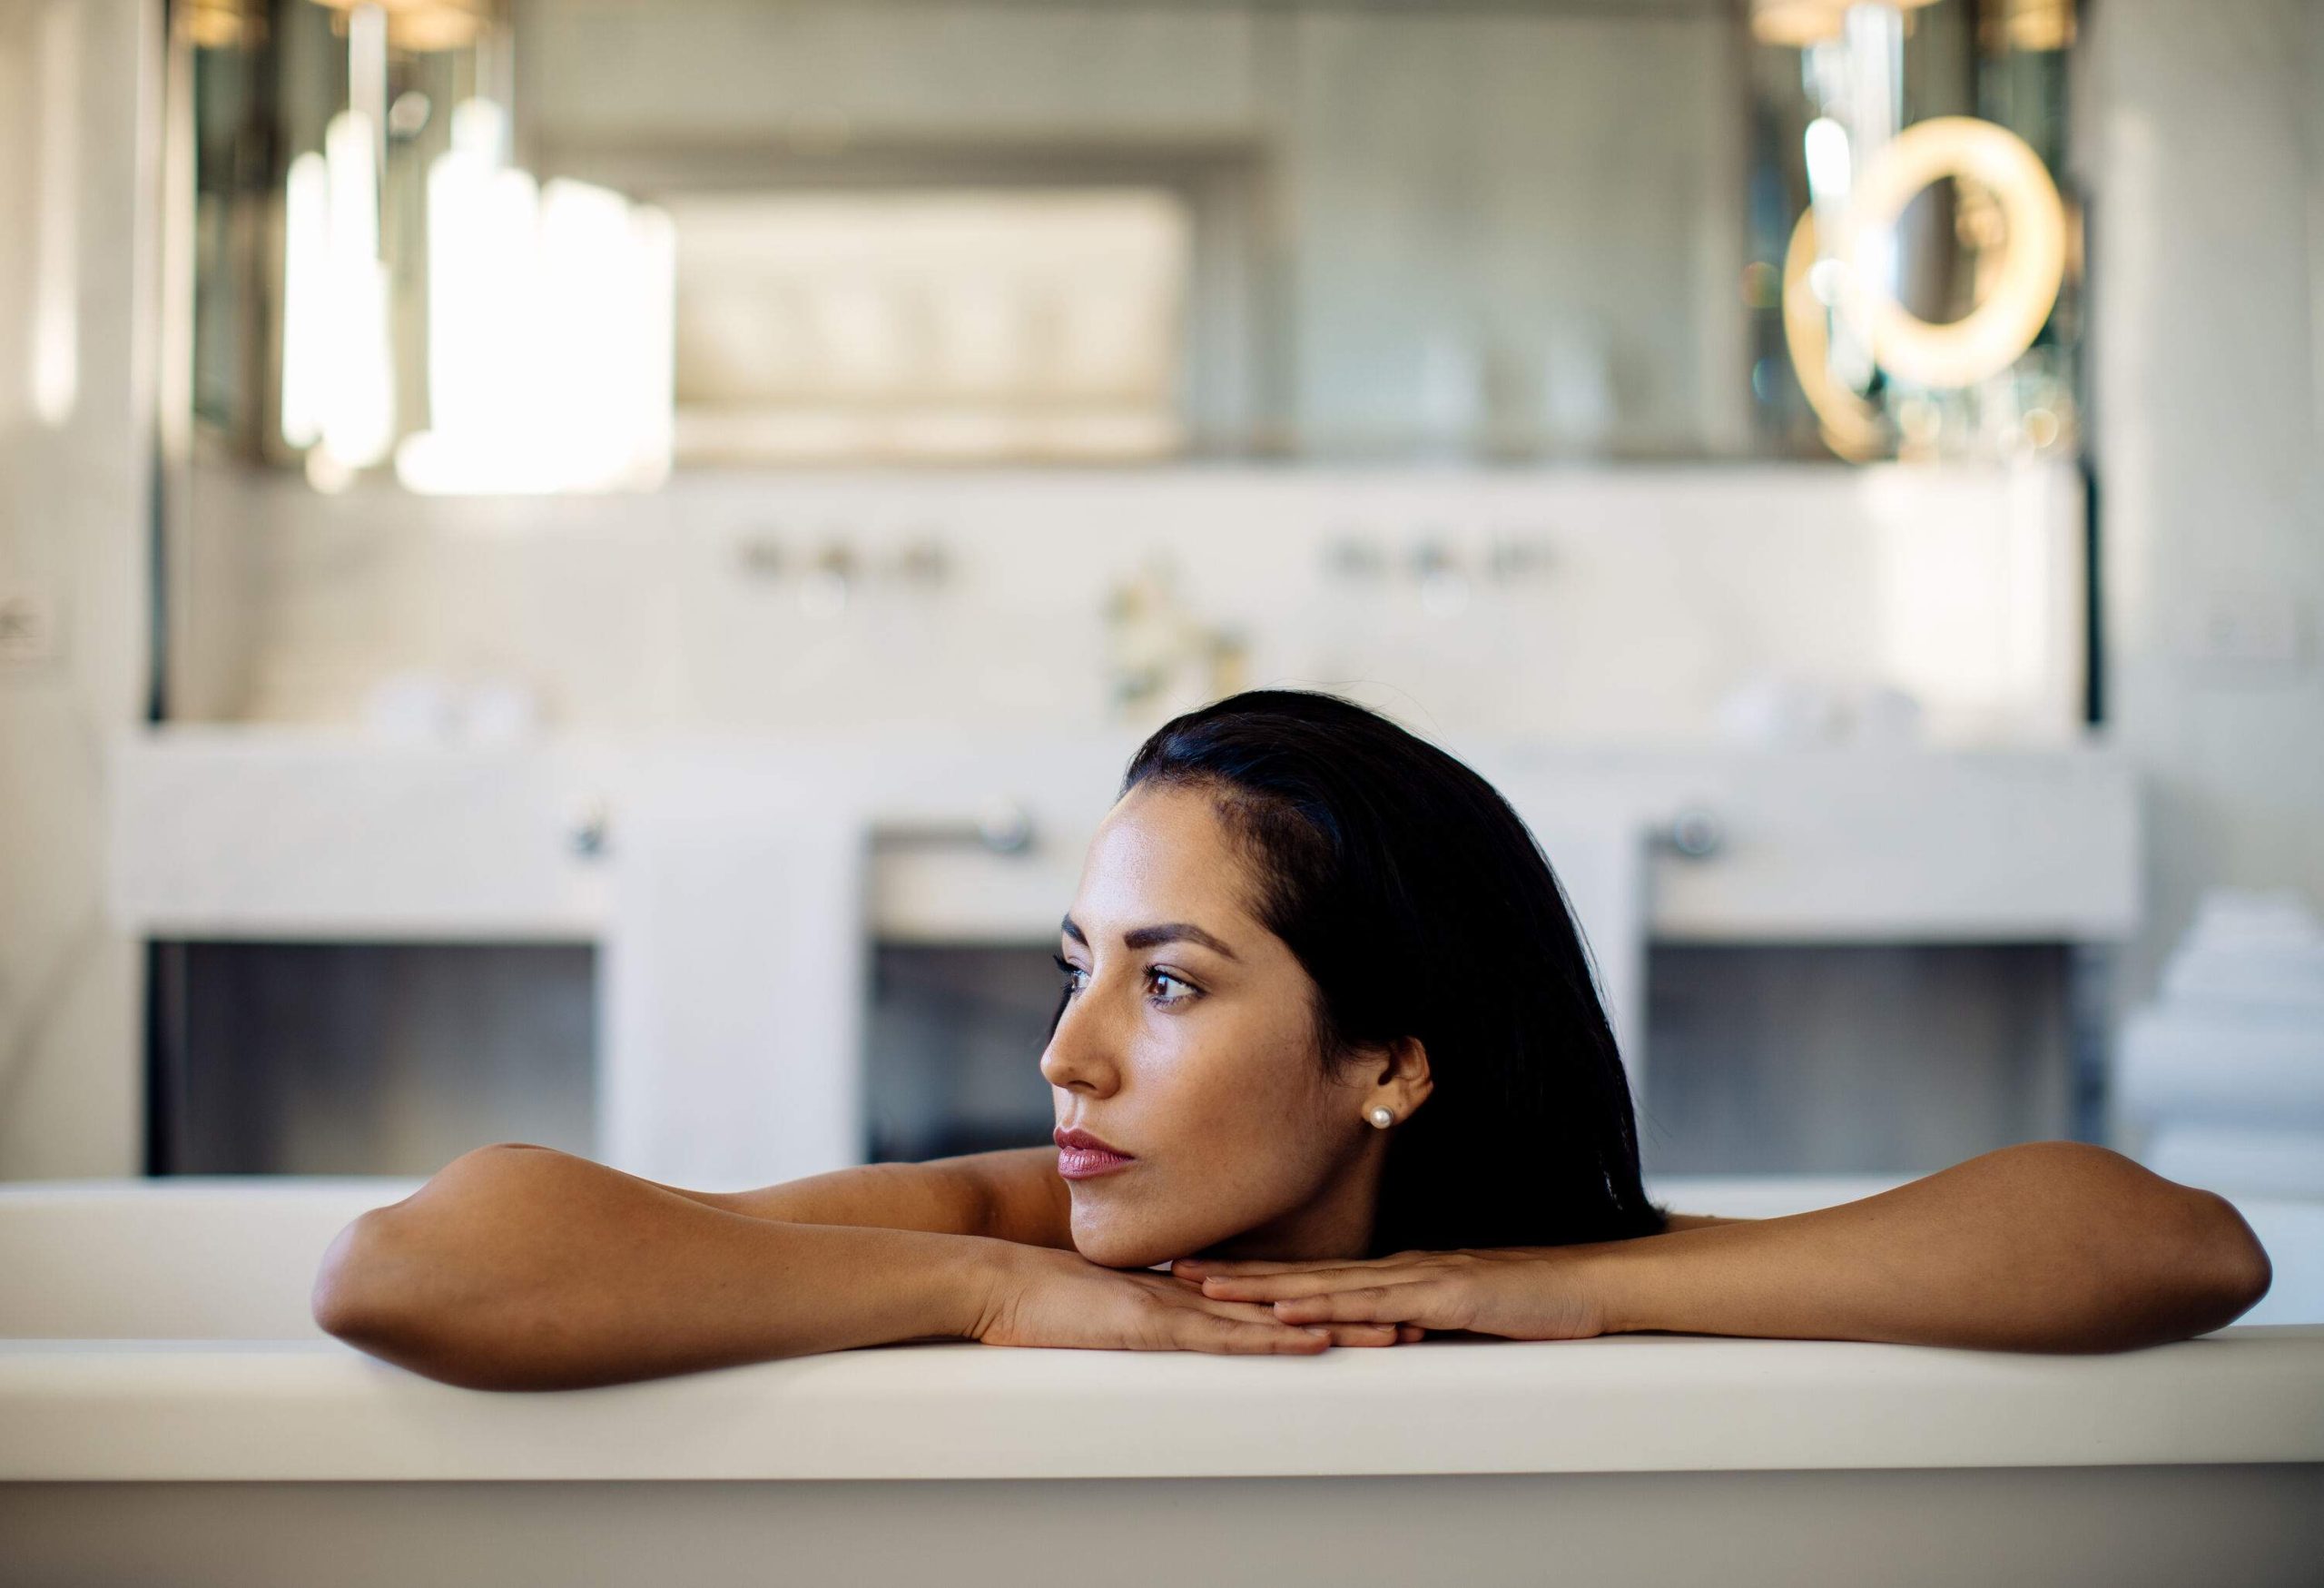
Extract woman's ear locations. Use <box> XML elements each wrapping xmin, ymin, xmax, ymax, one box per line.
<box><xmin>1371</xmin><ymin>1035</ymin><xmax>1433</xmax><ymax>1118</ymax></box>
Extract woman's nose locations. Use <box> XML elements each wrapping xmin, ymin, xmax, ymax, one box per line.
<box><xmin>1039</xmin><ymin>991</ymin><xmax>1121</xmax><ymax>1096</ymax></box>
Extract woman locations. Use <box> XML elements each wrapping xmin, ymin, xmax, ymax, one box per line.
<box><xmin>312</xmin><ymin>691</ymin><xmax>2272</xmax><ymax>1390</ymax></box>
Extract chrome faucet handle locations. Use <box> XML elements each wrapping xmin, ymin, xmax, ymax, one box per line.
<box><xmin>1657</xmin><ymin>806</ymin><xmax>1722</xmax><ymax>860</ymax></box>
<box><xmin>567</xmin><ymin>794</ymin><xmax>612</xmax><ymax>860</ymax></box>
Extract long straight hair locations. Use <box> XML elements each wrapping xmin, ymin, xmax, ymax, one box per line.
<box><xmin>1120</xmin><ymin>689</ymin><xmax>1663</xmax><ymax>1254</ymax></box>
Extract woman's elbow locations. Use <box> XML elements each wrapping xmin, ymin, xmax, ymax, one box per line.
<box><xmin>2002</xmin><ymin>1142</ymin><xmax>2272</xmax><ymax>1346</ymax></box>
<box><xmin>311</xmin><ymin>1215</ymin><xmax>529</xmax><ymax>1389</ymax></box>
<box><xmin>310</xmin><ymin>1207</ymin><xmax>491</xmax><ymax>1372</ymax></box>
<box><xmin>2122</xmin><ymin>1181</ymin><xmax>2274</xmax><ymax>1346</ymax></box>
<box><xmin>313</xmin><ymin>1141</ymin><xmax>556</xmax><ymax>1321</ymax></box>
<box><xmin>2185</xmin><ymin>1189</ymin><xmax>2272</xmax><ymax>1329</ymax></box>
<box><xmin>310</xmin><ymin>1155</ymin><xmax>552</xmax><ymax>1389</ymax></box>
<box><xmin>312</xmin><ymin>1208</ymin><xmax>403</xmax><ymax>1341</ymax></box>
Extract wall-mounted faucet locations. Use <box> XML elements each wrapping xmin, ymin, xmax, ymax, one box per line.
<box><xmin>1321</xmin><ymin>528</ymin><xmax>1554</xmax><ymax>610</ymax></box>
<box><xmin>734</xmin><ymin>530</ymin><xmax>950</xmax><ymax>613</ymax></box>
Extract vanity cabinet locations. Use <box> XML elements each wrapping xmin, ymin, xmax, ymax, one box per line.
<box><xmin>112</xmin><ymin>734</ymin><xmax>2137</xmax><ymax>1182</ymax></box>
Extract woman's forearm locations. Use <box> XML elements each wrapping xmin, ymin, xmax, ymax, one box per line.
<box><xmin>311</xmin><ymin>1145</ymin><xmax>1005</xmax><ymax>1390</ymax></box>
<box><xmin>1590</xmin><ymin>1142</ymin><xmax>2273</xmax><ymax>1353</ymax></box>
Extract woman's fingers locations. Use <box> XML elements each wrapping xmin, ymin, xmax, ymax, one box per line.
<box><xmin>1171</xmin><ymin>1311</ymin><xmax>1331</xmax><ymax>1354</ymax></box>
<box><xmin>1198</xmin><ymin>1267</ymin><xmax>1433</xmax><ymax>1302</ymax></box>
<box><xmin>1196</xmin><ymin>1295</ymin><xmax>1308</xmax><ymax>1327</ymax></box>
<box><xmin>1167</xmin><ymin>1307</ymin><xmax>1427</xmax><ymax>1351</ymax></box>
<box><xmin>1151</xmin><ymin>1281</ymin><xmax>1358</xmax><ymax>1349</ymax></box>
<box><xmin>1166</xmin><ymin>1292</ymin><xmax>1412</xmax><ymax>1351</ymax></box>
<box><xmin>1187</xmin><ymin>1295</ymin><xmax>1409</xmax><ymax>1346</ymax></box>
<box><xmin>1131</xmin><ymin>1271</ymin><xmax>1285</xmax><ymax>1321</ymax></box>
<box><xmin>1174</xmin><ymin>1255</ymin><xmax>1393</xmax><ymax>1278</ymax></box>
<box><xmin>1310</xmin><ymin>1322</ymin><xmax>1404</xmax><ymax>1346</ymax></box>
<box><xmin>1266</xmin><ymin>1283</ymin><xmax>1462</xmax><ymax>1328</ymax></box>
<box><xmin>1115</xmin><ymin>1270</ymin><xmax>1433</xmax><ymax>1351</ymax></box>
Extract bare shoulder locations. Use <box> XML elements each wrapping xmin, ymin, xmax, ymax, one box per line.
<box><xmin>661</xmin><ymin>1145</ymin><xmax>1075</xmax><ymax>1249</ymax></box>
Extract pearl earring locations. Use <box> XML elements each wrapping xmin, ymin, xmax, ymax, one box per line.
<box><xmin>1367</xmin><ymin>1105</ymin><xmax>1395</xmax><ymax>1129</ymax></box>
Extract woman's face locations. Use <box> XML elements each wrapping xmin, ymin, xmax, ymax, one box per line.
<box><xmin>1041</xmin><ymin>780</ymin><xmax>1393</xmax><ymax>1269</ymax></box>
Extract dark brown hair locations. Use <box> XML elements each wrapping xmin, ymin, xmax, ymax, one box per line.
<box><xmin>1116</xmin><ymin>689</ymin><xmax>1664</xmax><ymax>1255</ymax></box>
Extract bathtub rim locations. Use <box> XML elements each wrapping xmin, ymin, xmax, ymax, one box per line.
<box><xmin>6</xmin><ymin>1173</ymin><xmax>2319</xmax><ymax>1484</ymax></box>
<box><xmin>4</xmin><ymin>1325</ymin><xmax>2320</xmax><ymax>1484</ymax></box>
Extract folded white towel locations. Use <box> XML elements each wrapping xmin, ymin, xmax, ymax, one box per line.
<box><xmin>2120</xmin><ymin>1010</ymin><xmax>2324</xmax><ymax>1125</ymax></box>
<box><xmin>2162</xmin><ymin>954</ymin><xmax>2324</xmax><ymax>1012</ymax></box>
<box><xmin>2142</xmin><ymin>1123</ymin><xmax>2324</xmax><ymax>1201</ymax></box>
<box><xmin>604</xmin><ymin>753</ymin><xmax>868</xmax><ymax>1190</ymax></box>
<box><xmin>2160</xmin><ymin>889</ymin><xmax>2324</xmax><ymax>1010</ymax></box>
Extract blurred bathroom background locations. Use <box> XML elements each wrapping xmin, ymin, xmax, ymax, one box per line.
<box><xmin>2</xmin><ymin>0</ymin><xmax>2319</xmax><ymax>1198</ymax></box>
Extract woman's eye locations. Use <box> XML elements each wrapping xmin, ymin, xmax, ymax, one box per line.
<box><xmin>1050</xmin><ymin>955</ymin><xmax>1195</xmax><ymax>1005</ymax></box>
<box><xmin>1146</xmin><ymin>969</ymin><xmax>1198</xmax><ymax>1004</ymax></box>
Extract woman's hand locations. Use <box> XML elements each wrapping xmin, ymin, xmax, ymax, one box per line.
<box><xmin>1171</xmin><ymin>1248</ymin><xmax>1605</xmax><ymax>1341</ymax></box>
<box><xmin>969</xmin><ymin>1243</ymin><xmax>1423</xmax><ymax>1354</ymax></box>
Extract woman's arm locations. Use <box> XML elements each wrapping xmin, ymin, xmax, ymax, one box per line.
<box><xmin>312</xmin><ymin>1142</ymin><xmax>1342</xmax><ymax>1390</ymax></box>
<box><xmin>310</xmin><ymin>1144</ymin><xmax>1010</xmax><ymax>1389</ymax></box>
<box><xmin>658</xmin><ymin>1143</ymin><xmax>1077</xmax><ymax>1250</ymax></box>
<box><xmin>1659</xmin><ymin>1211</ymin><xmax>1752</xmax><ymax>1231</ymax></box>
<box><xmin>1183</xmin><ymin>1142</ymin><xmax>2274</xmax><ymax>1354</ymax></box>
<box><xmin>1593</xmin><ymin>1142</ymin><xmax>2272</xmax><ymax>1351</ymax></box>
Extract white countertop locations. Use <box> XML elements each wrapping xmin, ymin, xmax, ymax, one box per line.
<box><xmin>5</xmin><ymin>1327</ymin><xmax>2319</xmax><ymax>1483</ymax></box>
<box><xmin>108</xmin><ymin>727</ymin><xmax>2142</xmax><ymax>944</ymax></box>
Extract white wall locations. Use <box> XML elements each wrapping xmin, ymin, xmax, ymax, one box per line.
<box><xmin>2083</xmin><ymin>0</ymin><xmax>2324</xmax><ymax>1006</ymax></box>
<box><xmin>0</xmin><ymin>0</ymin><xmax>155</xmax><ymax>1178</ymax></box>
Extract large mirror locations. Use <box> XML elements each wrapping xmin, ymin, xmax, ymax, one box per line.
<box><xmin>178</xmin><ymin>0</ymin><xmax>2078</xmax><ymax>480</ymax></box>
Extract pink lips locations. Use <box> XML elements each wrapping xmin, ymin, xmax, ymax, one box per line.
<box><xmin>1054</xmin><ymin>1126</ymin><xmax>1136</xmax><ymax>1181</ymax></box>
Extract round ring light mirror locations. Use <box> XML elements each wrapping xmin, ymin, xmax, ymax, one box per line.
<box><xmin>1841</xmin><ymin>115</ymin><xmax>2069</xmax><ymax>390</ymax></box>
<box><xmin>1781</xmin><ymin>209</ymin><xmax>1884</xmax><ymax>461</ymax></box>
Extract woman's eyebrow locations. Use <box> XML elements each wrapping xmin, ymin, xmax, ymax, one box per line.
<box><xmin>1123</xmin><ymin>922</ymin><xmax>1240</xmax><ymax>960</ymax></box>
<box><xmin>1059</xmin><ymin>915</ymin><xmax>1240</xmax><ymax>962</ymax></box>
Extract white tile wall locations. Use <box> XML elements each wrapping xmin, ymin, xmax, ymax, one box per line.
<box><xmin>187</xmin><ymin>460</ymin><xmax>2089</xmax><ymax>750</ymax></box>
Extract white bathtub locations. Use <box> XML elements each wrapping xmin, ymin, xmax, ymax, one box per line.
<box><xmin>4</xmin><ymin>1175</ymin><xmax>2319</xmax><ymax>1588</ymax></box>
